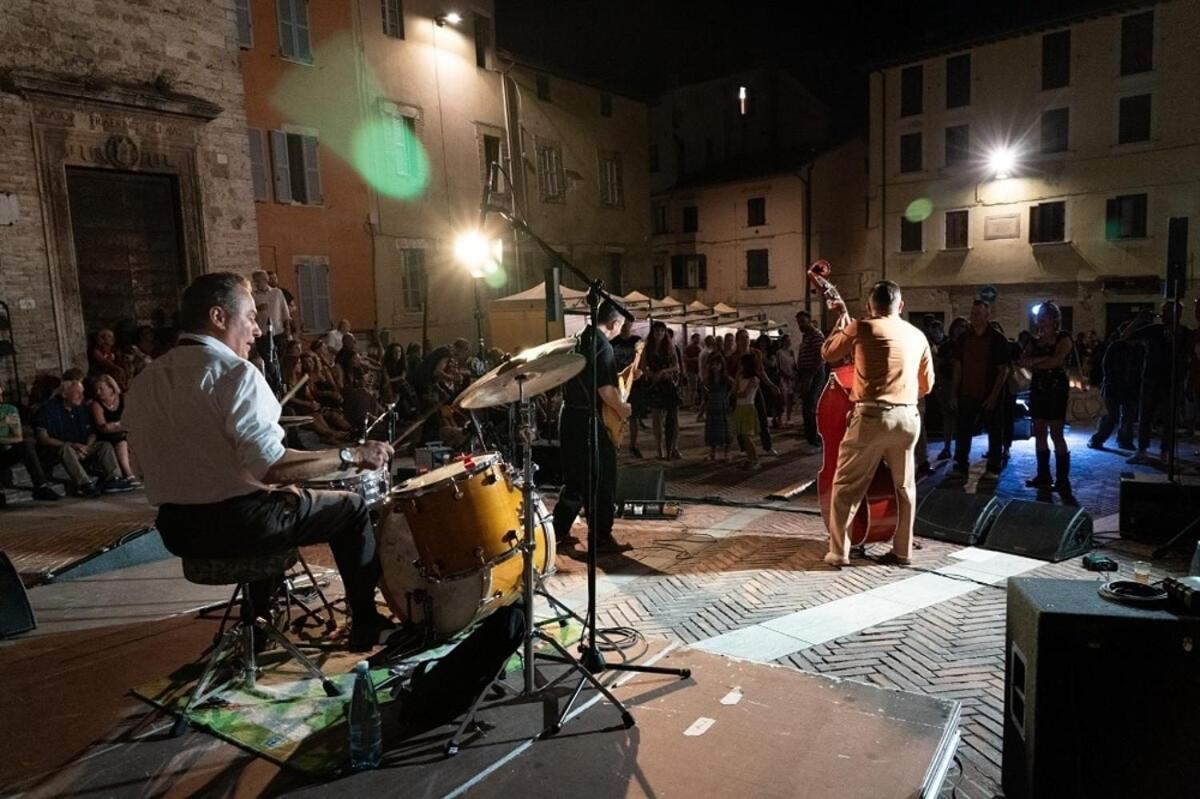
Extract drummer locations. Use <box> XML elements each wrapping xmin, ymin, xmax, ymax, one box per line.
<box><xmin>125</xmin><ymin>273</ymin><xmax>396</xmax><ymax>652</ymax></box>
<box><xmin>552</xmin><ymin>299</ymin><xmax>635</xmax><ymax>552</ymax></box>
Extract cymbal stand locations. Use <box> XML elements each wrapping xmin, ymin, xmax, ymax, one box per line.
<box><xmin>444</xmin><ymin>373</ymin><xmax>632</xmax><ymax>755</ymax></box>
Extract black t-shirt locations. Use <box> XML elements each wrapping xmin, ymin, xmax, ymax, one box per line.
<box><xmin>612</xmin><ymin>333</ymin><xmax>641</xmax><ymax>372</ymax></box>
<box><xmin>564</xmin><ymin>326</ymin><xmax>617</xmax><ymax>411</ymax></box>
<box><xmin>413</xmin><ymin>346</ymin><xmax>451</xmax><ymax>393</ymax></box>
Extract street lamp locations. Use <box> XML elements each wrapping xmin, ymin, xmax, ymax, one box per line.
<box><xmin>454</xmin><ymin>230</ymin><xmax>503</xmax><ymax>357</ymax></box>
<box><xmin>987</xmin><ymin>146</ymin><xmax>1017</xmax><ymax>180</ymax></box>
<box><xmin>435</xmin><ymin>11</ymin><xmax>462</xmax><ymax>26</ymax></box>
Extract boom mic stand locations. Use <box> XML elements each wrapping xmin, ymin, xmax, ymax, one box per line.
<box><xmin>480</xmin><ymin>162</ymin><xmax>689</xmax><ymax>719</ymax></box>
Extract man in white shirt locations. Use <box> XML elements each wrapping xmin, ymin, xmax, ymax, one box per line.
<box><xmin>323</xmin><ymin>319</ymin><xmax>351</xmax><ymax>354</ymax></box>
<box><xmin>252</xmin><ymin>270</ymin><xmax>290</xmax><ymax>390</ymax></box>
<box><xmin>125</xmin><ymin>272</ymin><xmax>394</xmax><ymax>651</ymax></box>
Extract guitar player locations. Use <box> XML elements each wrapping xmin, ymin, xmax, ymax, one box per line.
<box><xmin>552</xmin><ymin>299</ymin><xmax>636</xmax><ymax>552</ymax></box>
<box><xmin>820</xmin><ymin>280</ymin><xmax>935</xmax><ymax>568</ymax></box>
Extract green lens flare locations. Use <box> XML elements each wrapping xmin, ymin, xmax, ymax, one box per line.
<box><xmin>484</xmin><ymin>266</ymin><xmax>508</xmax><ymax>289</ymax></box>
<box><xmin>351</xmin><ymin>120</ymin><xmax>431</xmax><ymax>200</ymax></box>
<box><xmin>905</xmin><ymin>198</ymin><xmax>934</xmax><ymax>223</ymax></box>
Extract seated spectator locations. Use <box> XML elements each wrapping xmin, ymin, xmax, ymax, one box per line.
<box><xmin>90</xmin><ymin>374</ymin><xmax>138</xmax><ymax>485</ymax></box>
<box><xmin>323</xmin><ymin>319</ymin><xmax>351</xmax><ymax>354</ymax></box>
<box><xmin>89</xmin><ymin>328</ymin><xmax>129</xmax><ymax>388</ymax></box>
<box><xmin>0</xmin><ymin>382</ymin><xmax>61</xmax><ymax>503</ymax></box>
<box><xmin>300</xmin><ymin>353</ymin><xmax>352</xmax><ymax>432</ymax></box>
<box><xmin>34</xmin><ymin>377</ymin><xmax>131</xmax><ymax>496</ymax></box>
<box><xmin>381</xmin><ymin>344</ymin><xmax>419</xmax><ymax>420</ymax></box>
<box><xmin>283</xmin><ymin>353</ymin><xmax>351</xmax><ymax>445</ymax></box>
<box><xmin>123</xmin><ymin>325</ymin><xmax>158</xmax><ymax>378</ymax></box>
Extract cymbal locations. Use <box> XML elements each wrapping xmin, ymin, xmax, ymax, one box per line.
<box><xmin>511</xmin><ymin>336</ymin><xmax>578</xmax><ymax>363</ymax></box>
<box><xmin>457</xmin><ymin>352</ymin><xmax>585</xmax><ymax>409</ymax></box>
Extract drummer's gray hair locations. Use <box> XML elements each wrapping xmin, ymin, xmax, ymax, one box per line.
<box><xmin>180</xmin><ymin>272</ymin><xmax>251</xmax><ymax>332</ymax></box>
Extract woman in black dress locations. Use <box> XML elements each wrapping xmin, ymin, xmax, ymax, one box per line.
<box><xmin>1019</xmin><ymin>302</ymin><xmax>1074</xmax><ymax>492</ymax></box>
<box><xmin>644</xmin><ymin>322</ymin><xmax>682</xmax><ymax>459</ymax></box>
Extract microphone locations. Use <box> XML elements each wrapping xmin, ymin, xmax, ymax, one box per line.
<box><xmin>478</xmin><ymin>161</ymin><xmax>498</xmax><ymax>228</ymax></box>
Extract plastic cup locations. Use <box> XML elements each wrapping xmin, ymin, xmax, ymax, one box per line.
<box><xmin>1133</xmin><ymin>561</ymin><xmax>1152</xmax><ymax>585</ymax></box>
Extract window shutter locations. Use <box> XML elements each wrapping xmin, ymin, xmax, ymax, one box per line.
<box><xmin>294</xmin><ymin>0</ymin><xmax>312</xmax><ymax>62</ymax></box>
<box><xmin>269</xmin><ymin>130</ymin><xmax>292</xmax><ymax>203</ymax></box>
<box><xmin>1105</xmin><ymin>198</ymin><xmax>1118</xmax><ymax>240</ymax></box>
<box><xmin>698</xmin><ymin>256</ymin><xmax>707</xmax><ymax>289</ymax></box>
<box><xmin>671</xmin><ymin>255</ymin><xmax>684</xmax><ymax>289</ymax></box>
<box><xmin>1030</xmin><ymin>206</ymin><xmax>1042</xmax><ymax>243</ymax></box>
<box><xmin>277</xmin><ymin>0</ymin><xmax>295</xmax><ymax>58</ymax></box>
<box><xmin>297</xmin><ymin>262</ymin><xmax>315</xmax><ymax>327</ymax></box>
<box><xmin>302</xmin><ymin>135</ymin><xmax>322</xmax><ymax>204</ymax></box>
<box><xmin>312</xmin><ymin>262</ymin><xmax>331</xmax><ymax>331</ymax></box>
<box><xmin>248</xmin><ymin>129</ymin><xmax>269</xmax><ymax>201</ymax></box>
<box><xmin>235</xmin><ymin>0</ymin><xmax>253</xmax><ymax>47</ymax></box>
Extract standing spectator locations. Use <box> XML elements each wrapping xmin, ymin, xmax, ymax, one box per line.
<box><xmin>684</xmin><ymin>332</ymin><xmax>702</xmax><ymax>409</ymax></box>
<box><xmin>696</xmin><ymin>334</ymin><xmax>718</xmax><ymax>422</ymax></box>
<box><xmin>935</xmin><ymin>317</ymin><xmax>970</xmax><ymax>460</ymax></box>
<box><xmin>703</xmin><ymin>355</ymin><xmax>733</xmax><ymax>460</ymax></box>
<box><xmin>777</xmin><ymin>333</ymin><xmax>796</xmax><ymax>424</ymax></box>
<box><xmin>794</xmin><ymin>311</ymin><xmax>826</xmax><ymax>447</ymax></box>
<box><xmin>728</xmin><ymin>329</ymin><xmax>778</xmax><ymax>455</ymax></box>
<box><xmin>761</xmin><ymin>336</ymin><xmax>784</xmax><ymax>428</ymax></box>
<box><xmin>1089</xmin><ymin>326</ymin><xmax>1140</xmax><ymax>450</ymax></box>
<box><xmin>949</xmin><ymin>301</ymin><xmax>1010</xmax><ymax>480</ymax></box>
<box><xmin>251</xmin><ymin>270</ymin><xmax>291</xmax><ymax>349</ymax></box>
<box><xmin>1125</xmin><ymin>302</ymin><xmax>1191</xmax><ymax>463</ymax></box>
<box><xmin>645</xmin><ymin>322</ymin><xmax>682</xmax><ymax>459</ymax></box>
<box><xmin>0</xmin><ymin>383</ymin><xmax>61</xmax><ymax>502</ymax></box>
<box><xmin>732</xmin><ymin>353</ymin><xmax>762</xmax><ymax>469</ymax></box>
<box><xmin>1020</xmin><ymin>302</ymin><xmax>1073</xmax><ymax>493</ymax></box>
<box><xmin>267</xmin><ymin>270</ymin><xmax>298</xmax><ymax>337</ymax></box>
<box><xmin>34</xmin><ymin>378</ymin><xmax>129</xmax><ymax>496</ymax></box>
<box><xmin>90</xmin><ymin>374</ymin><xmax>138</xmax><ymax>484</ymax></box>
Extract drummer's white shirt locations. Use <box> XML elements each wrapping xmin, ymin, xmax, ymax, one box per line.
<box><xmin>125</xmin><ymin>333</ymin><xmax>285</xmax><ymax>506</ymax></box>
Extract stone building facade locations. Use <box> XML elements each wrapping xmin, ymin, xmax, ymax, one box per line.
<box><xmin>0</xmin><ymin>0</ymin><xmax>258</xmax><ymax>387</ymax></box>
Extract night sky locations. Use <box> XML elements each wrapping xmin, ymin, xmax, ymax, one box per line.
<box><xmin>496</xmin><ymin>0</ymin><xmax>1142</xmax><ymax>136</ymax></box>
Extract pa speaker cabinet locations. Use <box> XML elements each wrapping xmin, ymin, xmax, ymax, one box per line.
<box><xmin>983</xmin><ymin>500</ymin><xmax>1091</xmax><ymax>561</ymax></box>
<box><xmin>0</xmin><ymin>551</ymin><xmax>35</xmax><ymax>638</ymax></box>
<box><xmin>915</xmin><ymin>489</ymin><xmax>1004</xmax><ymax>545</ymax></box>
<box><xmin>616</xmin><ymin>467</ymin><xmax>664</xmax><ymax>505</ymax></box>
<box><xmin>1120</xmin><ymin>472</ymin><xmax>1200</xmax><ymax>542</ymax></box>
<box><xmin>1004</xmin><ymin>578</ymin><xmax>1200</xmax><ymax>798</ymax></box>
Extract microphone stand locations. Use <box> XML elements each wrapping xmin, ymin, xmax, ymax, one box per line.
<box><xmin>481</xmin><ymin>164</ymin><xmax>689</xmax><ymax>714</ymax></box>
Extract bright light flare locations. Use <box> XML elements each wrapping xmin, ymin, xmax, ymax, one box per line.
<box><xmin>438</xmin><ymin>11</ymin><xmax>463</xmax><ymax>26</ymax></box>
<box><xmin>988</xmin><ymin>146</ymin><xmax>1017</xmax><ymax>179</ymax></box>
<box><xmin>454</xmin><ymin>231</ymin><xmax>503</xmax><ymax>278</ymax></box>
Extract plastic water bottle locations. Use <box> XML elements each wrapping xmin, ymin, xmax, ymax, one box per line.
<box><xmin>348</xmin><ymin>660</ymin><xmax>382</xmax><ymax>771</ymax></box>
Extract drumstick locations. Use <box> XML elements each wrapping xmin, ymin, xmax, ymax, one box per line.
<box><xmin>278</xmin><ymin>373</ymin><xmax>310</xmax><ymax>406</ymax></box>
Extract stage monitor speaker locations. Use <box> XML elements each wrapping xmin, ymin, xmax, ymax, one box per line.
<box><xmin>616</xmin><ymin>467</ymin><xmax>664</xmax><ymax>516</ymax></box>
<box><xmin>982</xmin><ymin>500</ymin><xmax>1091</xmax><ymax>562</ymax></box>
<box><xmin>1003</xmin><ymin>578</ymin><xmax>1200</xmax><ymax>798</ymax></box>
<box><xmin>1119</xmin><ymin>472</ymin><xmax>1200</xmax><ymax>542</ymax></box>
<box><xmin>1166</xmin><ymin>216</ymin><xmax>1188</xmax><ymax>299</ymax></box>
<box><xmin>915</xmin><ymin>489</ymin><xmax>1005</xmax><ymax>545</ymax></box>
<box><xmin>0</xmin><ymin>551</ymin><xmax>36</xmax><ymax>638</ymax></box>
<box><xmin>49</xmin><ymin>527</ymin><xmax>170</xmax><ymax>582</ymax></box>
<box><xmin>545</xmin><ymin>266</ymin><xmax>562</xmax><ymax>322</ymax></box>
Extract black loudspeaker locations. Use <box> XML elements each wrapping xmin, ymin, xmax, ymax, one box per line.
<box><xmin>615</xmin><ymin>467</ymin><xmax>664</xmax><ymax>516</ymax></box>
<box><xmin>982</xmin><ymin>500</ymin><xmax>1091</xmax><ymax>561</ymax></box>
<box><xmin>0</xmin><ymin>551</ymin><xmax>36</xmax><ymax>638</ymax></box>
<box><xmin>1166</xmin><ymin>216</ymin><xmax>1188</xmax><ymax>299</ymax></box>
<box><xmin>545</xmin><ymin>266</ymin><xmax>562</xmax><ymax>322</ymax></box>
<box><xmin>1120</xmin><ymin>472</ymin><xmax>1200</xmax><ymax>542</ymax></box>
<box><xmin>47</xmin><ymin>527</ymin><xmax>170</xmax><ymax>582</ymax></box>
<box><xmin>1003</xmin><ymin>578</ymin><xmax>1200</xmax><ymax>798</ymax></box>
<box><xmin>914</xmin><ymin>489</ymin><xmax>1004</xmax><ymax>545</ymax></box>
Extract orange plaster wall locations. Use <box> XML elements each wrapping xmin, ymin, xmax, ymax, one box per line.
<box><xmin>240</xmin><ymin>0</ymin><xmax>375</xmax><ymax>333</ymax></box>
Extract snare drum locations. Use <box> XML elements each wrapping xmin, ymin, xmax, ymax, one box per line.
<box><xmin>391</xmin><ymin>453</ymin><xmax>526</xmax><ymax>579</ymax></box>
<box><xmin>299</xmin><ymin>465</ymin><xmax>391</xmax><ymax>510</ymax></box>
<box><xmin>376</xmin><ymin>497</ymin><xmax>556</xmax><ymax>640</ymax></box>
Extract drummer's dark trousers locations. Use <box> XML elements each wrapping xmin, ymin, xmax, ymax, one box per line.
<box><xmin>554</xmin><ymin>408</ymin><xmax>616</xmax><ymax>542</ymax></box>
<box><xmin>157</xmin><ymin>488</ymin><xmax>380</xmax><ymax>619</ymax></box>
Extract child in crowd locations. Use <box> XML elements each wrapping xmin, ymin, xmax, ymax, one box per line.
<box><xmin>732</xmin><ymin>353</ymin><xmax>761</xmax><ymax>469</ymax></box>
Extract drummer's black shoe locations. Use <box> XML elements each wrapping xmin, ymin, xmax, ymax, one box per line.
<box><xmin>595</xmin><ymin>536</ymin><xmax>632</xmax><ymax>554</ymax></box>
<box><xmin>348</xmin><ymin>612</ymin><xmax>399</xmax><ymax>652</ymax></box>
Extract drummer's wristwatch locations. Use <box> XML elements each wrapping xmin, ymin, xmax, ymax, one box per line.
<box><xmin>338</xmin><ymin>447</ymin><xmax>356</xmax><ymax>471</ymax></box>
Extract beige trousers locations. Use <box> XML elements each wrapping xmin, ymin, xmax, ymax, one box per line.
<box><xmin>828</xmin><ymin>404</ymin><xmax>920</xmax><ymax>561</ymax></box>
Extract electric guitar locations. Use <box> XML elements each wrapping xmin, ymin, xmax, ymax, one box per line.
<box><xmin>602</xmin><ymin>340</ymin><xmax>645</xmax><ymax>446</ymax></box>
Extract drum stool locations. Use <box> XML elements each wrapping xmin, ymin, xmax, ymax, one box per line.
<box><xmin>171</xmin><ymin>549</ymin><xmax>341</xmax><ymax>737</ymax></box>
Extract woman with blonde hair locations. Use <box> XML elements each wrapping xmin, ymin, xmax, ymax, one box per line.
<box><xmin>90</xmin><ymin>373</ymin><xmax>138</xmax><ymax>485</ymax></box>
<box><xmin>1019</xmin><ymin>301</ymin><xmax>1074</xmax><ymax>493</ymax></box>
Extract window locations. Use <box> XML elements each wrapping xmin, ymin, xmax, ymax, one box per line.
<box><xmin>649</xmin><ymin>142</ymin><xmax>659</xmax><ymax>173</ymax></box>
<box><xmin>277</xmin><ymin>0</ymin><xmax>312</xmax><ymax>63</ymax></box>
<box><xmin>1042</xmin><ymin>30</ymin><xmax>1070</xmax><ymax>90</ymax></box>
<box><xmin>944</xmin><ymin>124</ymin><xmax>969</xmax><ymax>167</ymax></box>
<box><xmin>1030</xmin><ymin>201</ymin><xmax>1066</xmax><ymax>243</ymax></box>
<box><xmin>474</xmin><ymin>14</ymin><xmax>493</xmax><ymax>69</ymax></box>
<box><xmin>1120</xmin><ymin>11</ymin><xmax>1153</xmax><ymax>76</ymax></box>
<box><xmin>1106</xmin><ymin>194</ymin><xmax>1147</xmax><ymax>240</ymax></box>
<box><xmin>1118</xmin><ymin>94</ymin><xmax>1151</xmax><ymax>144</ymax></box>
<box><xmin>381</xmin><ymin>108</ymin><xmax>420</xmax><ymax>178</ymax></box>
<box><xmin>745</xmin><ymin>249</ymin><xmax>769</xmax><ymax>288</ymax></box>
<box><xmin>398</xmin><ymin>248</ymin><xmax>425</xmax><ymax>311</ymax></box>
<box><xmin>945</xmin><ymin>210</ymin><xmax>969</xmax><ymax>249</ymax></box>
<box><xmin>235</xmin><ymin>0</ymin><xmax>254</xmax><ymax>47</ymax></box>
<box><xmin>382</xmin><ymin>0</ymin><xmax>404</xmax><ymax>39</ymax></box>
<box><xmin>269</xmin><ymin>130</ymin><xmax>322</xmax><ymax>204</ymax></box>
<box><xmin>295</xmin><ymin>256</ymin><xmax>330</xmax><ymax>332</ymax></box>
<box><xmin>946</xmin><ymin>54</ymin><xmax>971</xmax><ymax>108</ymax></box>
<box><xmin>1041</xmin><ymin>108</ymin><xmax>1069</xmax><ymax>153</ymax></box>
<box><xmin>599</xmin><ymin>152</ymin><xmax>623</xmax><ymax>208</ymax></box>
<box><xmin>670</xmin><ymin>254</ymin><xmax>706</xmax><ymax>289</ymax></box>
<box><xmin>653</xmin><ymin>261</ymin><xmax>666</xmax><ymax>299</ymax></box>
<box><xmin>747</xmin><ymin>197</ymin><xmax>766</xmax><ymax>226</ymax></box>
<box><xmin>682</xmin><ymin>205</ymin><xmax>698</xmax><ymax>233</ymax></box>
<box><xmin>900</xmin><ymin>217</ymin><xmax>922</xmax><ymax>252</ymax></box>
<box><xmin>248</xmin><ymin>128</ymin><xmax>270</xmax><ymax>201</ymax></box>
<box><xmin>900</xmin><ymin>65</ymin><xmax>923</xmax><ymax>117</ymax></box>
<box><xmin>606</xmin><ymin>253</ymin><xmax>623</xmax><ymax>295</ymax></box>
<box><xmin>480</xmin><ymin>133</ymin><xmax>506</xmax><ymax>194</ymax></box>
<box><xmin>536</xmin><ymin>73</ymin><xmax>551</xmax><ymax>101</ymax></box>
<box><xmin>653</xmin><ymin>204</ymin><xmax>668</xmax><ymax>234</ymax></box>
<box><xmin>900</xmin><ymin>132</ymin><xmax>923</xmax><ymax>173</ymax></box>
<box><xmin>537</xmin><ymin>142</ymin><xmax>564</xmax><ymax>202</ymax></box>
<box><xmin>738</xmin><ymin>85</ymin><xmax>753</xmax><ymax>116</ymax></box>
<box><xmin>600</xmin><ymin>93</ymin><xmax>612</xmax><ymax>118</ymax></box>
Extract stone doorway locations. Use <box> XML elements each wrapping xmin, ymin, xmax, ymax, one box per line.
<box><xmin>65</xmin><ymin>167</ymin><xmax>186</xmax><ymax>338</ymax></box>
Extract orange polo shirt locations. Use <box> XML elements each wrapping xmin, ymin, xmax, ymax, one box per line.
<box><xmin>821</xmin><ymin>315</ymin><xmax>935</xmax><ymax>405</ymax></box>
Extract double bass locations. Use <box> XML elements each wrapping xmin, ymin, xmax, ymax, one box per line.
<box><xmin>808</xmin><ymin>260</ymin><xmax>900</xmax><ymax>547</ymax></box>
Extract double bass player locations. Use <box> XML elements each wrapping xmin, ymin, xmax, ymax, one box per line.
<box><xmin>821</xmin><ymin>280</ymin><xmax>935</xmax><ymax>567</ymax></box>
